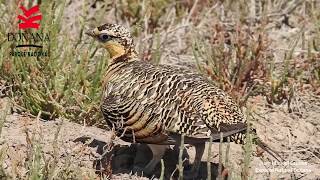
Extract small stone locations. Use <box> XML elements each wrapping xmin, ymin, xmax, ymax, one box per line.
<box><xmin>274</xmin><ymin>133</ymin><xmax>286</xmax><ymax>141</ymax></box>
<box><xmin>305</xmin><ymin>122</ymin><xmax>315</xmax><ymax>135</ymax></box>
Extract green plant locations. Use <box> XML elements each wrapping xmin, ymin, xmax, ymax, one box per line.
<box><xmin>193</xmin><ymin>24</ymin><xmax>270</xmax><ymax>107</ymax></box>
<box><xmin>0</xmin><ymin>0</ymin><xmax>107</xmax><ymax>126</ymax></box>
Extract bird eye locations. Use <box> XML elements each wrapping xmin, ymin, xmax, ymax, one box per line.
<box><xmin>99</xmin><ymin>34</ymin><xmax>110</xmax><ymax>42</ymax></box>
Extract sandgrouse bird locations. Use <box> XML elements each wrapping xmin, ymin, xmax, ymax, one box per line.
<box><xmin>86</xmin><ymin>24</ymin><xmax>281</xmax><ymax>178</ymax></box>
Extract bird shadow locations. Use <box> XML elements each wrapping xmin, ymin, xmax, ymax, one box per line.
<box><xmin>74</xmin><ymin>136</ymin><xmax>227</xmax><ymax>180</ymax></box>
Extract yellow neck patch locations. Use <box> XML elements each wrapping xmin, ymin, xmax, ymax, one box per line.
<box><xmin>104</xmin><ymin>41</ymin><xmax>126</xmax><ymax>60</ymax></box>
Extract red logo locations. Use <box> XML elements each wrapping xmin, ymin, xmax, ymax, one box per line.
<box><xmin>18</xmin><ymin>5</ymin><xmax>42</xmax><ymax>29</ymax></box>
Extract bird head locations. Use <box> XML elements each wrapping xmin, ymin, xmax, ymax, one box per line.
<box><xmin>86</xmin><ymin>23</ymin><xmax>137</xmax><ymax>62</ymax></box>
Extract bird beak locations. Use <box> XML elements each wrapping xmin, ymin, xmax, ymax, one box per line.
<box><xmin>85</xmin><ymin>30</ymin><xmax>95</xmax><ymax>37</ymax></box>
